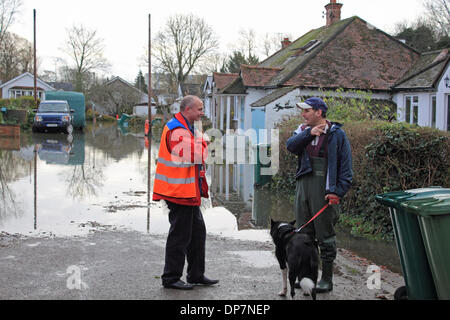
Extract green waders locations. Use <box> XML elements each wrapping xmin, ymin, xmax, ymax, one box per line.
<box><xmin>294</xmin><ymin>157</ymin><xmax>339</xmax><ymax>293</ymax></box>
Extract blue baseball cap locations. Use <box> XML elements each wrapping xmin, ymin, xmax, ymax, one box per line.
<box><xmin>296</xmin><ymin>97</ymin><xmax>328</xmax><ymax>114</ymax></box>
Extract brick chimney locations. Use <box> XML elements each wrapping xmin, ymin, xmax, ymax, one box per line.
<box><xmin>325</xmin><ymin>0</ymin><xmax>343</xmax><ymax>27</ymax></box>
<box><xmin>281</xmin><ymin>38</ymin><xmax>291</xmax><ymax>49</ymax></box>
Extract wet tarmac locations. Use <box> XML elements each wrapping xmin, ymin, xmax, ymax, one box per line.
<box><xmin>0</xmin><ymin>122</ymin><xmax>405</xmax><ymax>300</ymax></box>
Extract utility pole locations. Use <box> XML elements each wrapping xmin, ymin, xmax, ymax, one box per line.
<box><xmin>147</xmin><ymin>14</ymin><xmax>152</xmax><ymax>233</ymax></box>
<box><xmin>33</xmin><ymin>9</ymin><xmax>37</xmax><ymax>106</ymax></box>
<box><xmin>33</xmin><ymin>9</ymin><xmax>38</xmax><ymax>230</ymax></box>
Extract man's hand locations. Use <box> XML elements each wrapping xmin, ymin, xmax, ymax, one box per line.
<box><xmin>325</xmin><ymin>194</ymin><xmax>340</xmax><ymax>205</ymax></box>
<box><xmin>311</xmin><ymin>124</ymin><xmax>327</xmax><ymax>137</ymax></box>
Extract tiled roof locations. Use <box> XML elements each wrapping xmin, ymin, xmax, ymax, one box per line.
<box><xmin>244</xmin><ymin>16</ymin><xmax>420</xmax><ymax>91</ymax></box>
<box><xmin>261</xmin><ymin>17</ymin><xmax>354</xmax><ymax>87</ymax></box>
<box><xmin>251</xmin><ymin>86</ymin><xmax>296</xmax><ymax>107</ymax></box>
<box><xmin>283</xmin><ymin>17</ymin><xmax>419</xmax><ymax>91</ymax></box>
<box><xmin>180</xmin><ymin>83</ymin><xmax>205</xmax><ymax>98</ymax></box>
<box><xmin>393</xmin><ymin>49</ymin><xmax>449</xmax><ymax>90</ymax></box>
<box><xmin>240</xmin><ymin>65</ymin><xmax>282</xmax><ymax>87</ymax></box>
<box><xmin>213</xmin><ymin>72</ymin><xmax>239</xmax><ymax>91</ymax></box>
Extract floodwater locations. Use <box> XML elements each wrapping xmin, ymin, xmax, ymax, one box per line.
<box><xmin>0</xmin><ymin>122</ymin><xmax>401</xmax><ymax>273</ymax></box>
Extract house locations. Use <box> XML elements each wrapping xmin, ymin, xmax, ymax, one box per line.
<box><xmin>392</xmin><ymin>49</ymin><xmax>450</xmax><ymax>130</ymax></box>
<box><xmin>0</xmin><ymin>72</ymin><xmax>55</xmax><ymax>100</ymax></box>
<box><xmin>204</xmin><ymin>72</ymin><xmax>240</xmax><ymax>130</ymax></box>
<box><xmin>47</xmin><ymin>82</ymin><xmax>75</xmax><ymax>92</ymax></box>
<box><xmin>173</xmin><ymin>75</ymin><xmax>208</xmax><ymax>114</ymax></box>
<box><xmin>208</xmin><ymin>0</ymin><xmax>450</xmax><ymax>134</ymax></box>
<box><xmin>93</xmin><ymin>76</ymin><xmax>153</xmax><ymax>116</ymax></box>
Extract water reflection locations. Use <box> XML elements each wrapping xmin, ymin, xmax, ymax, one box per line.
<box><xmin>0</xmin><ymin>122</ymin><xmax>153</xmax><ymax>235</ymax></box>
<box><xmin>209</xmin><ymin>163</ymin><xmax>293</xmax><ymax>230</ymax></box>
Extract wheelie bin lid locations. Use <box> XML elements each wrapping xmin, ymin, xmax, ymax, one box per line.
<box><xmin>375</xmin><ymin>187</ymin><xmax>450</xmax><ymax>209</ymax></box>
<box><xmin>400</xmin><ymin>193</ymin><xmax>450</xmax><ymax>217</ymax></box>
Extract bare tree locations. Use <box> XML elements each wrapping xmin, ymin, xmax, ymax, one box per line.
<box><xmin>0</xmin><ymin>0</ymin><xmax>22</xmax><ymax>45</ymax></box>
<box><xmin>424</xmin><ymin>0</ymin><xmax>450</xmax><ymax>36</ymax></box>
<box><xmin>152</xmin><ymin>13</ymin><xmax>219</xmax><ymax>92</ymax></box>
<box><xmin>237</xmin><ymin>28</ymin><xmax>258</xmax><ymax>59</ymax></box>
<box><xmin>260</xmin><ymin>32</ymin><xmax>292</xmax><ymax>58</ymax></box>
<box><xmin>0</xmin><ymin>32</ymin><xmax>33</xmax><ymax>81</ymax></box>
<box><xmin>63</xmin><ymin>24</ymin><xmax>110</xmax><ymax>92</ymax></box>
<box><xmin>91</xmin><ymin>77</ymin><xmax>142</xmax><ymax>116</ymax></box>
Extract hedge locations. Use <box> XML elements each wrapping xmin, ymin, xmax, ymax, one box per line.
<box><xmin>0</xmin><ymin>97</ymin><xmax>38</xmax><ymax>129</ymax></box>
<box><xmin>0</xmin><ymin>96</ymin><xmax>39</xmax><ymax>110</ymax></box>
<box><xmin>266</xmin><ymin>118</ymin><xmax>450</xmax><ymax>241</ymax></box>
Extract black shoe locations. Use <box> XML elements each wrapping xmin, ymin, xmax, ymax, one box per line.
<box><xmin>163</xmin><ymin>280</ymin><xmax>194</xmax><ymax>290</ymax></box>
<box><xmin>188</xmin><ymin>276</ymin><xmax>219</xmax><ymax>286</ymax></box>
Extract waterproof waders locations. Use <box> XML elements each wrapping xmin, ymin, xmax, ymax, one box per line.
<box><xmin>294</xmin><ymin>156</ymin><xmax>339</xmax><ymax>293</ymax></box>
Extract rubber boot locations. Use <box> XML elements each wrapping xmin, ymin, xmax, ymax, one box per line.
<box><xmin>316</xmin><ymin>261</ymin><xmax>333</xmax><ymax>293</ymax></box>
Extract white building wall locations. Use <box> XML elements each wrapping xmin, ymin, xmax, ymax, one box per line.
<box><xmin>394</xmin><ymin>91</ymin><xmax>447</xmax><ymax>130</ymax></box>
<box><xmin>1</xmin><ymin>73</ymin><xmax>54</xmax><ymax>100</ymax></box>
<box><xmin>244</xmin><ymin>88</ymin><xmax>272</xmax><ymax>131</ymax></box>
<box><xmin>398</xmin><ymin>92</ymin><xmax>431</xmax><ymax>127</ymax></box>
<box><xmin>133</xmin><ymin>105</ymin><xmax>156</xmax><ymax>117</ymax></box>
<box><xmin>265</xmin><ymin>88</ymin><xmax>301</xmax><ymax>132</ymax></box>
<box><xmin>436</xmin><ymin>64</ymin><xmax>450</xmax><ymax>131</ymax></box>
<box><xmin>394</xmin><ymin>64</ymin><xmax>450</xmax><ymax>131</ymax></box>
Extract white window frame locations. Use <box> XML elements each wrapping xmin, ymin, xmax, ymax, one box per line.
<box><xmin>405</xmin><ymin>95</ymin><xmax>419</xmax><ymax>125</ymax></box>
<box><xmin>430</xmin><ymin>95</ymin><xmax>436</xmax><ymax>128</ymax></box>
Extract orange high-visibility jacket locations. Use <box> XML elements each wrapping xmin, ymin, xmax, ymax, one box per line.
<box><xmin>153</xmin><ymin>113</ymin><xmax>207</xmax><ymax>202</ymax></box>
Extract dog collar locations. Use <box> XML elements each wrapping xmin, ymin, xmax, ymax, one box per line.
<box><xmin>277</xmin><ymin>223</ymin><xmax>290</xmax><ymax>229</ymax></box>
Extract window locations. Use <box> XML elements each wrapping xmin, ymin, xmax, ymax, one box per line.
<box><xmin>431</xmin><ymin>96</ymin><xmax>436</xmax><ymax>128</ymax></box>
<box><xmin>10</xmin><ymin>89</ymin><xmax>43</xmax><ymax>99</ymax></box>
<box><xmin>233</xmin><ymin>97</ymin><xmax>239</xmax><ymax>121</ymax></box>
<box><xmin>405</xmin><ymin>95</ymin><xmax>419</xmax><ymax>125</ymax></box>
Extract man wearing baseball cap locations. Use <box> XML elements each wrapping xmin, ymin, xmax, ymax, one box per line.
<box><xmin>287</xmin><ymin>97</ymin><xmax>353</xmax><ymax>293</ymax></box>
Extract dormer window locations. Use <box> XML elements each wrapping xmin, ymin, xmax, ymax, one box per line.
<box><xmin>304</xmin><ymin>40</ymin><xmax>322</xmax><ymax>52</ymax></box>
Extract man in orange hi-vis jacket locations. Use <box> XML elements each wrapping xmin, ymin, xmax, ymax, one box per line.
<box><xmin>153</xmin><ymin>95</ymin><xmax>219</xmax><ymax>290</ymax></box>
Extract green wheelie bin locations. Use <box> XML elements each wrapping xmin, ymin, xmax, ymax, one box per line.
<box><xmin>375</xmin><ymin>187</ymin><xmax>450</xmax><ymax>300</ymax></box>
<box><xmin>401</xmin><ymin>194</ymin><xmax>450</xmax><ymax>300</ymax></box>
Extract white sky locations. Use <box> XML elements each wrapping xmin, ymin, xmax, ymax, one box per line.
<box><xmin>10</xmin><ymin>0</ymin><xmax>426</xmax><ymax>83</ymax></box>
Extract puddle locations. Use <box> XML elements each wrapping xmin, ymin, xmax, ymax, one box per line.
<box><xmin>0</xmin><ymin>123</ymin><xmax>270</xmax><ymax>243</ymax></box>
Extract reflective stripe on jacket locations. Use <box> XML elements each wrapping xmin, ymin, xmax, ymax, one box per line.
<box><xmin>153</xmin><ymin>114</ymin><xmax>198</xmax><ymax>199</ymax></box>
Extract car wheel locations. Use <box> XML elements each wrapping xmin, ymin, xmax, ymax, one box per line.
<box><xmin>66</xmin><ymin>124</ymin><xmax>73</xmax><ymax>135</ymax></box>
<box><xmin>394</xmin><ymin>286</ymin><xmax>408</xmax><ymax>300</ymax></box>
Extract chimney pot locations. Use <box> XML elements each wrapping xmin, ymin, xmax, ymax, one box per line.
<box><xmin>281</xmin><ymin>37</ymin><xmax>292</xmax><ymax>49</ymax></box>
<box><xmin>325</xmin><ymin>1</ymin><xmax>343</xmax><ymax>27</ymax></box>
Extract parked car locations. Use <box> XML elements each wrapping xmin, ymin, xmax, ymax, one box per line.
<box><xmin>32</xmin><ymin>100</ymin><xmax>74</xmax><ymax>134</ymax></box>
<box><xmin>45</xmin><ymin>91</ymin><xmax>86</xmax><ymax>130</ymax></box>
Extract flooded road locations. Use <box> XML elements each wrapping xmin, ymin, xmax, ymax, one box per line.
<box><xmin>0</xmin><ymin>122</ymin><xmax>400</xmax><ymax>273</ymax></box>
<box><xmin>0</xmin><ymin>123</ymin><xmax>270</xmax><ymax>242</ymax></box>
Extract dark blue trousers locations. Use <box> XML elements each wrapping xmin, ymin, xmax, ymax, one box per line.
<box><xmin>161</xmin><ymin>201</ymin><xmax>206</xmax><ymax>286</ymax></box>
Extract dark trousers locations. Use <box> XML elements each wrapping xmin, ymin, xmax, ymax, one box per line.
<box><xmin>161</xmin><ymin>201</ymin><xmax>206</xmax><ymax>286</ymax></box>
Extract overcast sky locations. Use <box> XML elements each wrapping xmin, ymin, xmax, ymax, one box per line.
<box><xmin>10</xmin><ymin>0</ymin><xmax>426</xmax><ymax>83</ymax></box>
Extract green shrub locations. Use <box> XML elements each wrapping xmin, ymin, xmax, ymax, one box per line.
<box><xmin>85</xmin><ymin>108</ymin><xmax>100</xmax><ymax>120</ymax></box>
<box><xmin>298</xmin><ymin>88</ymin><xmax>397</xmax><ymax>122</ymax></box>
<box><xmin>0</xmin><ymin>96</ymin><xmax>39</xmax><ymax>111</ymax></box>
<box><xmin>98</xmin><ymin>114</ymin><xmax>116</xmax><ymax>122</ymax></box>
<box><xmin>344</xmin><ymin>122</ymin><xmax>450</xmax><ymax>240</ymax></box>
